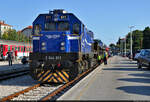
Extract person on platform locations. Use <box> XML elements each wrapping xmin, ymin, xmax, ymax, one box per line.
<box><xmin>97</xmin><ymin>55</ymin><xmax>102</xmax><ymax>65</ymax></box>
<box><xmin>103</xmin><ymin>51</ymin><xmax>108</xmax><ymax>65</ymax></box>
<box><xmin>7</xmin><ymin>51</ymin><xmax>13</xmax><ymax>66</ymax></box>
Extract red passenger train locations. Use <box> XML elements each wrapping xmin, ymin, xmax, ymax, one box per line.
<box><xmin>0</xmin><ymin>39</ymin><xmax>32</xmax><ymax>60</ymax></box>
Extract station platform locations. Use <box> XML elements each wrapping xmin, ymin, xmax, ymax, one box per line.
<box><xmin>58</xmin><ymin>56</ymin><xmax>150</xmax><ymax>100</ymax></box>
<box><xmin>0</xmin><ymin>60</ymin><xmax>29</xmax><ymax>75</ymax></box>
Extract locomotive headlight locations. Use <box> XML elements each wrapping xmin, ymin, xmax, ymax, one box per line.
<box><xmin>61</xmin><ymin>42</ymin><xmax>65</xmax><ymax>46</ymax></box>
<box><xmin>42</xmin><ymin>47</ymin><xmax>46</xmax><ymax>50</ymax></box>
<box><xmin>60</xmin><ymin>47</ymin><xmax>65</xmax><ymax>50</ymax></box>
<box><xmin>42</xmin><ymin>42</ymin><xmax>46</xmax><ymax>46</ymax></box>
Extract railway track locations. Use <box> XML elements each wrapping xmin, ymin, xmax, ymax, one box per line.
<box><xmin>0</xmin><ymin>70</ymin><xmax>29</xmax><ymax>81</ymax></box>
<box><xmin>0</xmin><ymin>64</ymin><xmax>99</xmax><ymax>101</ymax></box>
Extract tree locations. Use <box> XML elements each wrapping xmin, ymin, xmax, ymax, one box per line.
<box><xmin>143</xmin><ymin>27</ymin><xmax>150</xmax><ymax>49</ymax></box>
<box><xmin>2</xmin><ymin>32</ymin><xmax>8</xmax><ymax>40</ymax></box>
<box><xmin>125</xmin><ymin>30</ymin><xmax>143</xmax><ymax>53</ymax></box>
<box><xmin>132</xmin><ymin>30</ymin><xmax>143</xmax><ymax>52</ymax></box>
<box><xmin>1</xmin><ymin>29</ymin><xmax>30</xmax><ymax>42</ymax></box>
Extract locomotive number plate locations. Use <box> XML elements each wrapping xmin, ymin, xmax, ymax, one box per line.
<box><xmin>45</xmin><ymin>56</ymin><xmax>61</xmax><ymax>60</ymax></box>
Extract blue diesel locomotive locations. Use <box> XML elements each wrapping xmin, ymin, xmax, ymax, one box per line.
<box><xmin>29</xmin><ymin>9</ymin><xmax>101</xmax><ymax>83</ymax></box>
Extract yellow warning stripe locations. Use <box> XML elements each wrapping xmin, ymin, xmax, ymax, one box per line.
<box><xmin>57</xmin><ymin>72</ymin><xmax>68</xmax><ymax>82</ymax></box>
<box><xmin>38</xmin><ymin>70</ymin><xmax>50</xmax><ymax>81</ymax></box>
<box><xmin>48</xmin><ymin>77</ymin><xmax>53</xmax><ymax>82</ymax></box>
<box><xmin>53</xmin><ymin>73</ymin><xmax>63</xmax><ymax>82</ymax></box>
<box><xmin>43</xmin><ymin>73</ymin><xmax>52</xmax><ymax>82</ymax></box>
<box><xmin>62</xmin><ymin>71</ymin><xmax>69</xmax><ymax>78</ymax></box>
<box><xmin>53</xmin><ymin>78</ymin><xmax>58</xmax><ymax>83</ymax></box>
<box><xmin>37</xmin><ymin>71</ymin><xmax>44</xmax><ymax>78</ymax></box>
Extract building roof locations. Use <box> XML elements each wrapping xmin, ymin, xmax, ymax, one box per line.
<box><xmin>21</xmin><ymin>26</ymin><xmax>32</xmax><ymax>32</ymax></box>
<box><xmin>0</xmin><ymin>22</ymin><xmax>12</xmax><ymax>27</ymax></box>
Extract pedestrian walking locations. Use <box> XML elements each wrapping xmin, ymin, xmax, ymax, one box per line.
<box><xmin>103</xmin><ymin>51</ymin><xmax>108</xmax><ymax>65</ymax></box>
<box><xmin>7</xmin><ymin>51</ymin><xmax>13</xmax><ymax>66</ymax></box>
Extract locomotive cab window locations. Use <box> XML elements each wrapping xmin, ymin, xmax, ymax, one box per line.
<box><xmin>45</xmin><ymin>22</ymin><xmax>56</xmax><ymax>31</ymax></box>
<box><xmin>58</xmin><ymin>22</ymin><xmax>69</xmax><ymax>31</ymax></box>
<box><xmin>73</xmin><ymin>23</ymin><xmax>80</xmax><ymax>34</ymax></box>
<box><xmin>34</xmin><ymin>24</ymin><xmax>41</xmax><ymax>35</ymax></box>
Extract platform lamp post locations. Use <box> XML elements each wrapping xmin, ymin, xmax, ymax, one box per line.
<box><xmin>129</xmin><ymin>26</ymin><xmax>135</xmax><ymax>59</ymax></box>
<box><xmin>124</xmin><ymin>36</ymin><xmax>127</xmax><ymax>57</ymax></box>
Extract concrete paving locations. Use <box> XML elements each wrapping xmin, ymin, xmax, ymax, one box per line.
<box><xmin>58</xmin><ymin>56</ymin><xmax>150</xmax><ymax>100</ymax></box>
<box><xmin>0</xmin><ymin>60</ymin><xmax>29</xmax><ymax>75</ymax></box>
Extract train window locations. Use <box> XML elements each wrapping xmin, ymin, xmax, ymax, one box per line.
<box><xmin>8</xmin><ymin>46</ymin><xmax>10</xmax><ymax>51</ymax></box>
<box><xmin>58</xmin><ymin>22</ymin><xmax>69</xmax><ymax>31</ymax></box>
<box><xmin>73</xmin><ymin>23</ymin><xmax>80</xmax><ymax>34</ymax></box>
<box><xmin>12</xmin><ymin>46</ymin><xmax>14</xmax><ymax>51</ymax></box>
<box><xmin>34</xmin><ymin>24</ymin><xmax>41</xmax><ymax>35</ymax></box>
<box><xmin>21</xmin><ymin>47</ymin><xmax>23</xmax><ymax>52</ymax></box>
<box><xmin>18</xmin><ymin>47</ymin><xmax>20</xmax><ymax>51</ymax></box>
<box><xmin>45</xmin><ymin>22</ymin><xmax>56</xmax><ymax>31</ymax></box>
<box><xmin>15</xmin><ymin>46</ymin><xmax>17</xmax><ymax>50</ymax></box>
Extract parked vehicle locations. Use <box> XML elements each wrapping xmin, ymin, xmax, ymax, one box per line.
<box><xmin>134</xmin><ymin>50</ymin><xmax>141</xmax><ymax>60</ymax></box>
<box><xmin>136</xmin><ymin>49</ymin><xmax>150</xmax><ymax>69</ymax></box>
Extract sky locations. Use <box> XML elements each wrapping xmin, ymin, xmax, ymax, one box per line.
<box><xmin>0</xmin><ymin>0</ymin><xmax>150</xmax><ymax>46</ymax></box>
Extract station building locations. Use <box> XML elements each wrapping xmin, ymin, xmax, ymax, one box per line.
<box><xmin>0</xmin><ymin>20</ymin><xmax>12</xmax><ymax>37</ymax></box>
<box><xmin>21</xmin><ymin>26</ymin><xmax>32</xmax><ymax>38</ymax></box>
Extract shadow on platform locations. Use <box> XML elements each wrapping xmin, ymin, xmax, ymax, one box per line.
<box><xmin>118</xmin><ymin>78</ymin><xmax>150</xmax><ymax>84</ymax></box>
<box><xmin>103</xmin><ymin>67</ymin><xmax>149</xmax><ymax>71</ymax></box>
<box><xmin>129</xmin><ymin>73</ymin><xmax>150</xmax><ymax>78</ymax></box>
<box><xmin>117</xmin><ymin>86</ymin><xmax>150</xmax><ymax>96</ymax></box>
<box><xmin>103</xmin><ymin>67</ymin><xmax>138</xmax><ymax>71</ymax></box>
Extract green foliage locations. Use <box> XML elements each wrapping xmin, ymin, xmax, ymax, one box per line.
<box><xmin>143</xmin><ymin>27</ymin><xmax>150</xmax><ymax>49</ymax></box>
<box><xmin>1</xmin><ymin>29</ymin><xmax>30</xmax><ymax>42</ymax></box>
<box><xmin>122</xmin><ymin>30</ymin><xmax>143</xmax><ymax>53</ymax></box>
<box><xmin>109</xmin><ymin>43</ymin><xmax>116</xmax><ymax>48</ymax></box>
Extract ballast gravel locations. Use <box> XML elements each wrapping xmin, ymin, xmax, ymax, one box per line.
<box><xmin>0</xmin><ymin>75</ymin><xmax>39</xmax><ymax>99</ymax></box>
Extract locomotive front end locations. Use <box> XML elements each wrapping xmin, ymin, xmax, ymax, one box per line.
<box><xmin>30</xmin><ymin>10</ymin><xmax>82</xmax><ymax>83</ymax></box>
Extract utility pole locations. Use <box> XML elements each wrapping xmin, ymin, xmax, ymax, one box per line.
<box><xmin>129</xmin><ymin>26</ymin><xmax>135</xmax><ymax>59</ymax></box>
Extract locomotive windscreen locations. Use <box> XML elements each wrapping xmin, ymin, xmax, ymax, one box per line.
<box><xmin>45</xmin><ymin>22</ymin><xmax>69</xmax><ymax>31</ymax></box>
